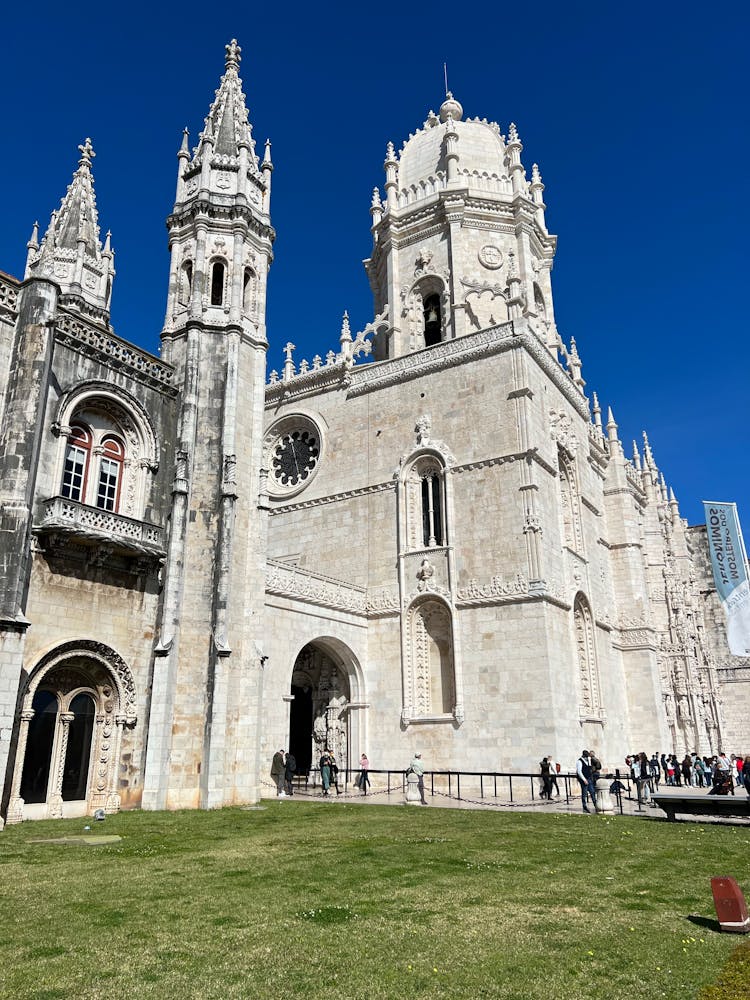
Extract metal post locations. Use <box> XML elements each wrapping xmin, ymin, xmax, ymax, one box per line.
<box><xmin>480</xmin><ymin>775</ymin><xmax>484</xmax><ymax>799</ymax></box>
<box><xmin>457</xmin><ymin>773</ymin><xmax>461</xmax><ymax>800</ymax></box>
<box><xmin>509</xmin><ymin>774</ymin><xmax>513</xmax><ymax>803</ymax></box>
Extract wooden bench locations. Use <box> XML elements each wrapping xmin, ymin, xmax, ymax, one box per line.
<box><xmin>652</xmin><ymin>793</ymin><xmax>750</xmax><ymax>823</ymax></box>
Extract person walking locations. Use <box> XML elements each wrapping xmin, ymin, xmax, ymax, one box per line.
<box><xmin>358</xmin><ymin>753</ymin><xmax>371</xmax><ymax>795</ymax></box>
<box><xmin>576</xmin><ymin>750</ymin><xmax>597</xmax><ymax>813</ymax></box>
<box><xmin>409</xmin><ymin>752</ymin><xmax>428</xmax><ymax>805</ymax></box>
<box><xmin>271</xmin><ymin>748</ymin><xmax>286</xmax><ymax>796</ymax></box>
<box><xmin>284</xmin><ymin>751</ymin><xmax>296</xmax><ymax>796</ymax></box>
<box><xmin>548</xmin><ymin>755</ymin><xmax>561</xmax><ymax>798</ymax></box>
<box><xmin>319</xmin><ymin>749</ymin><xmax>332</xmax><ymax>796</ymax></box>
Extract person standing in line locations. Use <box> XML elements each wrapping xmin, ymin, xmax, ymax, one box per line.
<box><xmin>660</xmin><ymin>753</ymin><xmax>669</xmax><ymax>785</ymax></box>
<box><xmin>319</xmin><ymin>749</ymin><xmax>332</xmax><ymax>796</ymax></box>
<box><xmin>409</xmin><ymin>752</ymin><xmax>428</xmax><ymax>805</ymax></box>
<box><xmin>743</xmin><ymin>755</ymin><xmax>750</xmax><ymax>797</ymax></box>
<box><xmin>358</xmin><ymin>753</ymin><xmax>370</xmax><ymax>795</ymax></box>
<box><xmin>284</xmin><ymin>751</ymin><xmax>296</xmax><ymax>796</ymax></box>
<box><xmin>576</xmin><ymin>750</ymin><xmax>597</xmax><ymax>813</ymax></box>
<box><xmin>635</xmin><ymin>751</ymin><xmax>652</xmax><ymax>804</ymax></box>
<box><xmin>650</xmin><ymin>754</ymin><xmax>661</xmax><ymax>790</ymax></box>
<box><xmin>271</xmin><ymin>748</ymin><xmax>286</xmax><ymax>796</ymax></box>
<box><xmin>329</xmin><ymin>751</ymin><xmax>341</xmax><ymax>795</ymax></box>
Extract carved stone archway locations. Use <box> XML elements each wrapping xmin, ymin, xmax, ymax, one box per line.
<box><xmin>288</xmin><ymin>639</ymin><xmax>364</xmax><ymax>776</ymax></box>
<box><xmin>6</xmin><ymin>640</ymin><xmax>136</xmax><ymax>824</ymax></box>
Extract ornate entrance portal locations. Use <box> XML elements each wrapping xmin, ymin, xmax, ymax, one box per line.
<box><xmin>289</xmin><ymin>643</ymin><xmax>352</xmax><ymax>775</ymax></box>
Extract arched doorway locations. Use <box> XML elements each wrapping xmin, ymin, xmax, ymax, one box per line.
<box><xmin>289</xmin><ymin>641</ymin><xmax>361</xmax><ymax>776</ymax></box>
<box><xmin>7</xmin><ymin>642</ymin><xmax>137</xmax><ymax>823</ymax></box>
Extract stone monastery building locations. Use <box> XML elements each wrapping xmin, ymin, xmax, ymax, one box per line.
<box><xmin>0</xmin><ymin>40</ymin><xmax>747</xmax><ymax>826</ymax></box>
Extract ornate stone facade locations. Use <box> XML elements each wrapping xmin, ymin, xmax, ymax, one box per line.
<box><xmin>0</xmin><ymin>40</ymin><xmax>747</xmax><ymax>827</ymax></box>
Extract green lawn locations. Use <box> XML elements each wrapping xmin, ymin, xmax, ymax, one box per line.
<box><xmin>1</xmin><ymin>802</ymin><xmax>748</xmax><ymax>999</ymax></box>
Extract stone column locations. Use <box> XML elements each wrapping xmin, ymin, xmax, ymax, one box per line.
<box><xmin>49</xmin><ymin>712</ymin><xmax>75</xmax><ymax>819</ymax></box>
<box><xmin>5</xmin><ymin>707</ymin><xmax>34</xmax><ymax>826</ymax></box>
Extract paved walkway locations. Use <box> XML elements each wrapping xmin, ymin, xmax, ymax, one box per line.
<box><xmin>262</xmin><ymin>780</ymin><xmax>750</xmax><ymax>824</ymax></box>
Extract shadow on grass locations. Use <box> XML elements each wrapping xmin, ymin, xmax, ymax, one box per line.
<box><xmin>687</xmin><ymin>913</ymin><xmax>721</xmax><ymax>933</ymax></box>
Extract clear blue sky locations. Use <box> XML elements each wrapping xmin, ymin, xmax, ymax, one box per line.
<box><xmin>2</xmin><ymin>1</ymin><xmax>747</xmax><ymax>528</ymax></box>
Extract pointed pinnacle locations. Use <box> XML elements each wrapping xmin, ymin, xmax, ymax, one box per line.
<box><xmin>225</xmin><ymin>38</ymin><xmax>241</xmax><ymax>70</ymax></box>
<box><xmin>263</xmin><ymin>138</ymin><xmax>273</xmax><ymax>165</ymax></box>
<box><xmin>371</xmin><ymin>187</ymin><xmax>382</xmax><ymax>208</ymax></box>
<box><xmin>592</xmin><ymin>391</ymin><xmax>600</xmax><ymax>412</ymax></box>
<box><xmin>340</xmin><ymin>310</ymin><xmax>352</xmax><ymax>343</ymax></box>
<box><xmin>179</xmin><ymin>127</ymin><xmax>190</xmax><ymax>154</ymax></box>
<box><xmin>27</xmin><ymin>221</ymin><xmax>39</xmax><ymax>248</ymax></box>
<box><xmin>531</xmin><ymin>163</ymin><xmax>542</xmax><ymax>184</ymax></box>
<box><xmin>508</xmin><ymin>122</ymin><xmax>520</xmax><ymax>144</ymax></box>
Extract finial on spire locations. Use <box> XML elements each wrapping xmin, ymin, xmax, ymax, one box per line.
<box><xmin>27</xmin><ymin>221</ymin><xmax>39</xmax><ymax>249</ymax></box>
<box><xmin>632</xmin><ymin>440</ymin><xmax>641</xmax><ymax>470</ymax></box>
<box><xmin>340</xmin><ymin>310</ymin><xmax>352</xmax><ymax>344</ymax></box>
<box><xmin>78</xmin><ymin>138</ymin><xmax>95</xmax><ymax>169</ymax></box>
<box><xmin>642</xmin><ymin>431</ymin><xmax>655</xmax><ymax>469</ymax></box>
<box><xmin>179</xmin><ymin>127</ymin><xmax>190</xmax><ymax>154</ymax></box>
<box><xmin>225</xmin><ymin>38</ymin><xmax>241</xmax><ymax>70</ymax></box>
<box><xmin>263</xmin><ymin>138</ymin><xmax>272</xmax><ymax>164</ymax></box>
<box><xmin>531</xmin><ymin>163</ymin><xmax>542</xmax><ymax>185</ymax></box>
<box><xmin>508</xmin><ymin>122</ymin><xmax>520</xmax><ymax>144</ymax></box>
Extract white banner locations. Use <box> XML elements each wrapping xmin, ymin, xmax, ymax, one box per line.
<box><xmin>703</xmin><ymin>502</ymin><xmax>750</xmax><ymax>656</ymax></box>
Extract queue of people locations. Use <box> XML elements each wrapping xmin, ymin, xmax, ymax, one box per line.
<box><xmin>625</xmin><ymin>751</ymin><xmax>750</xmax><ymax>797</ymax></box>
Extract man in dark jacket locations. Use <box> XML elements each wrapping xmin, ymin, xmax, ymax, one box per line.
<box><xmin>576</xmin><ymin>750</ymin><xmax>597</xmax><ymax>813</ymax></box>
<box><xmin>284</xmin><ymin>752</ymin><xmax>296</xmax><ymax>796</ymax></box>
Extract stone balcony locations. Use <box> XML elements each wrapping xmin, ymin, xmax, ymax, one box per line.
<box><xmin>34</xmin><ymin>496</ymin><xmax>166</xmax><ymax>563</ymax></box>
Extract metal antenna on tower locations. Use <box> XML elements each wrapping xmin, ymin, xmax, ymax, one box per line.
<box><xmin>443</xmin><ymin>62</ymin><xmax>449</xmax><ymax>97</ymax></box>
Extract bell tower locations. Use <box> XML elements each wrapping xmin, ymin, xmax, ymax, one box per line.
<box><xmin>364</xmin><ymin>95</ymin><xmax>559</xmax><ymax>360</ymax></box>
<box><xmin>143</xmin><ymin>40</ymin><xmax>274</xmax><ymax>811</ymax></box>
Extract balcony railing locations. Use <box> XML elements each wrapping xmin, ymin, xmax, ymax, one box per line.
<box><xmin>36</xmin><ymin>496</ymin><xmax>165</xmax><ymax>557</ymax></box>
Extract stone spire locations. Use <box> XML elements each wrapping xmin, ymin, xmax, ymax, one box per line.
<box><xmin>28</xmin><ymin>138</ymin><xmax>114</xmax><ymax>322</ymax></box>
<box><xmin>195</xmin><ymin>38</ymin><xmax>258</xmax><ymax>167</ymax></box>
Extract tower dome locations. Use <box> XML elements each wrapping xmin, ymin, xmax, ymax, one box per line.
<box><xmin>397</xmin><ymin>111</ymin><xmax>507</xmax><ymax>192</ymax></box>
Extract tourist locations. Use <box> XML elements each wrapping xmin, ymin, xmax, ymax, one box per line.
<box><xmin>743</xmin><ymin>756</ymin><xmax>750</xmax><ymax>797</ymax></box>
<box><xmin>329</xmin><ymin>752</ymin><xmax>341</xmax><ymax>795</ymax></box>
<box><xmin>590</xmin><ymin>751</ymin><xmax>602</xmax><ymax>783</ymax></box>
<box><xmin>409</xmin><ymin>752</ymin><xmax>428</xmax><ymax>805</ymax></box>
<box><xmin>634</xmin><ymin>752</ymin><xmax>652</xmax><ymax>804</ymax></box>
<box><xmin>576</xmin><ymin>750</ymin><xmax>597</xmax><ymax>813</ymax></box>
<box><xmin>650</xmin><ymin>754</ymin><xmax>661</xmax><ymax>790</ymax></box>
<box><xmin>284</xmin><ymin>750</ymin><xmax>296</xmax><ymax>796</ymax></box>
<box><xmin>737</xmin><ymin>754</ymin><xmax>745</xmax><ymax>788</ymax></box>
<box><xmin>660</xmin><ymin>753</ymin><xmax>669</xmax><ymax>785</ymax></box>
<box><xmin>548</xmin><ymin>755</ymin><xmax>561</xmax><ymax>798</ymax></box>
<box><xmin>357</xmin><ymin>753</ymin><xmax>370</xmax><ymax>795</ymax></box>
<box><xmin>539</xmin><ymin>756</ymin><xmax>554</xmax><ymax>800</ymax></box>
<box><xmin>271</xmin><ymin>747</ymin><xmax>286</xmax><ymax>796</ymax></box>
<box><xmin>319</xmin><ymin>749</ymin><xmax>332</xmax><ymax>796</ymax></box>
<box><xmin>681</xmin><ymin>754</ymin><xmax>692</xmax><ymax>787</ymax></box>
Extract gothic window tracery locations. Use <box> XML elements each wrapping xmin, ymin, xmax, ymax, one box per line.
<box><xmin>54</xmin><ymin>390</ymin><xmax>157</xmax><ymax>521</ymax></box>
<box><xmin>558</xmin><ymin>447</ymin><xmax>583</xmax><ymax>553</ymax></box>
<box><xmin>405</xmin><ymin>454</ymin><xmax>447</xmax><ymax>550</ymax></box>
<box><xmin>404</xmin><ymin>598</ymin><xmax>456</xmax><ymax>718</ymax></box>
<box><xmin>12</xmin><ymin>646</ymin><xmax>134</xmax><ymax>822</ymax></box>
<box><xmin>574</xmin><ymin>594</ymin><xmax>603</xmax><ymax>719</ymax></box>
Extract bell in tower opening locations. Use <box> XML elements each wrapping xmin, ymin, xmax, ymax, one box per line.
<box><xmin>423</xmin><ymin>294</ymin><xmax>442</xmax><ymax>347</ymax></box>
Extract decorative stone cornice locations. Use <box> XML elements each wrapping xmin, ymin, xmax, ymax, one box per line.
<box><xmin>268</xmin><ymin>480</ymin><xmax>394</xmax><ymax>516</ymax></box>
<box><xmin>0</xmin><ymin>273</ymin><xmax>20</xmax><ymax>318</ymax></box>
<box><xmin>265</xmin><ymin>559</ymin><xmax>399</xmax><ymax>617</ymax></box>
<box><xmin>55</xmin><ymin>311</ymin><xmax>177</xmax><ymax>394</ymax></box>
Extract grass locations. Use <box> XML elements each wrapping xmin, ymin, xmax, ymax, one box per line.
<box><xmin>0</xmin><ymin>801</ymin><xmax>749</xmax><ymax>999</ymax></box>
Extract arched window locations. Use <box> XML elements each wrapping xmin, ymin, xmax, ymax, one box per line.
<box><xmin>96</xmin><ymin>437</ymin><xmax>124</xmax><ymax>512</ymax></box>
<box><xmin>405</xmin><ymin>455</ymin><xmax>447</xmax><ymax>550</ymax></box>
<box><xmin>19</xmin><ymin>689</ymin><xmax>58</xmax><ymax>804</ymax></box>
<box><xmin>210</xmin><ymin>260</ymin><xmax>225</xmax><ymax>306</ymax></box>
<box><xmin>405</xmin><ymin>599</ymin><xmax>456</xmax><ymax>718</ymax></box>
<box><xmin>423</xmin><ymin>293</ymin><xmax>442</xmax><ymax>346</ymax></box>
<box><xmin>61</xmin><ymin>693</ymin><xmax>96</xmax><ymax>801</ymax></box>
<box><xmin>242</xmin><ymin>267</ymin><xmax>255</xmax><ymax>315</ymax></box>
<box><xmin>179</xmin><ymin>261</ymin><xmax>193</xmax><ymax>306</ymax></box>
<box><xmin>421</xmin><ymin>472</ymin><xmax>443</xmax><ymax>546</ymax></box>
<box><xmin>61</xmin><ymin>424</ymin><xmax>91</xmax><ymax>502</ymax></box>
<box><xmin>574</xmin><ymin>594</ymin><xmax>603</xmax><ymax>719</ymax></box>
